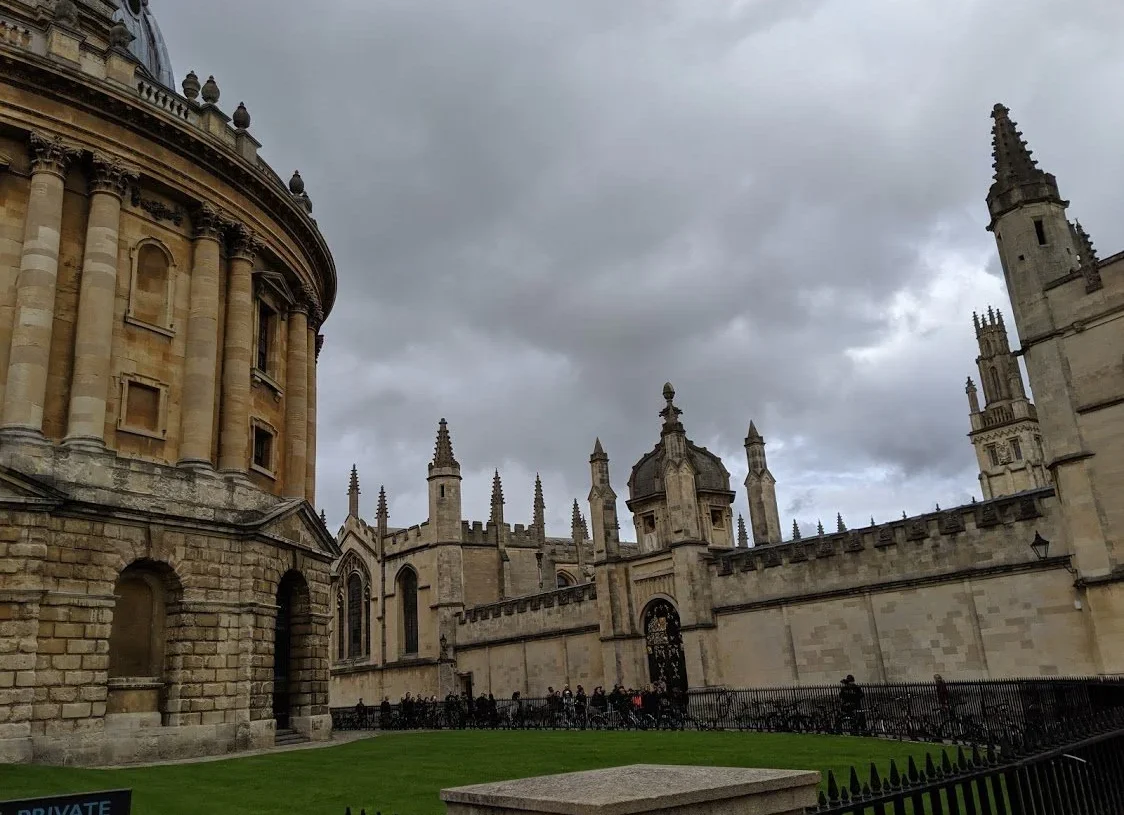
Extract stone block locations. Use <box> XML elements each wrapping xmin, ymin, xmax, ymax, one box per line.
<box><xmin>60</xmin><ymin>702</ymin><xmax>92</xmax><ymax>719</ymax></box>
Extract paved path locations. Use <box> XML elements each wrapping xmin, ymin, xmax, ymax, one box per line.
<box><xmin>94</xmin><ymin>730</ymin><xmax>380</xmax><ymax>769</ymax></box>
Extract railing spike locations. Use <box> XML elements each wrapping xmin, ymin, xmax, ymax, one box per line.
<box><xmin>970</xmin><ymin>744</ymin><xmax>982</xmax><ymax>767</ymax></box>
<box><xmin>817</xmin><ymin>790</ymin><xmax>827</xmax><ymax>808</ymax></box>
<box><xmin>826</xmin><ymin>770</ymin><xmax>841</xmax><ymax>803</ymax></box>
<box><xmin>925</xmin><ymin>752</ymin><xmax>940</xmax><ymax>780</ymax></box>
<box><xmin>907</xmin><ymin>755</ymin><xmax>921</xmax><ymax>785</ymax></box>
<box><xmin>869</xmin><ymin>762</ymin><xmax>883</xmax><ymax>794</ymax></box>
<box><xmin>849</xmin><ymin>766</ymin><xmax>863</xmax><ymax>798</ymax></box>
<box><xmin>888</xmin><ymin>758</ymin><xmax>902</xmax><ymax>790</ymax></box>
<box><xmin>941</xmin><ymin>750</ymin><xmax>954</xmax><ymax>775</ymax></box>
<box><xmin>956</xmin><ymin>745</ymin><xmax>968</xmax><ymax>771</ymax></box>
<box><xmin>344</xmin><ymin>809</ymin><xmax>350</xmax><ymax>815</ymax></box>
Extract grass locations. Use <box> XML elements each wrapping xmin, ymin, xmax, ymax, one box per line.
<box><xmin>0</xmin><ymin>730</ymin><xmax>946</xmax><ymax>815</ymax></box>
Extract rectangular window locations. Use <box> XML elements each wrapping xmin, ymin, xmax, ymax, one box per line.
<box><xmin>252</xmin><ymin>424</ymin><xmax>274</xmax><ymax>472</ymax></box>
<box><xmin>256</xmin><ymin>301</ymin><xmax>276</xmax><ymax>373</ymax></box>
<box><xmin>124</xmin><ymin>382</ymin><xmax>160</xmax><ymax>433</ymax></box>
<box><xmin>643</xmin><ymin>514</ymin><xmax>656</xmax><ymax>532</ymax></box>
<box><xmin>1034</xmin><ymin>219</ymin><xmax>1047</xmax><ymax>246</ymax></box>
<box><xmin>1010</xmin><ymin>438</ymin><xmax>1023</xmax><ymax>460</ymax></box>
<box><xmin>711</xmin><ymin>509</ymin><xmax>724</xmax><ymax>527</ymax></box>
<box><xmin>987</xmin><ymin>444</ymin><xmax>1000</xmax><ymax>467</ymax></box>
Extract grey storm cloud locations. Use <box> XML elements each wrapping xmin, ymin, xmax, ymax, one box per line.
<box><xmin>155</xmin><ymin>0</ymin><xmax>1124</xmax><ymax>536</ymax></box>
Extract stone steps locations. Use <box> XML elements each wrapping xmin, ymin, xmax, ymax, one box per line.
<box><xmin>274</xmin><ymin>728</ymin><xmax>309</xmax><ymax>747</ymax></box>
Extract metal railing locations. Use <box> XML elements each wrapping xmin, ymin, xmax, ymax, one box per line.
<box><xmin>331</xmin><ymin>677</ymin><xmax>1124</xmax><ymax>747</ymax></box>
<box><xmin>811</xmin><ymin>707</ymin><xmax>1124</xmax><ymax>814</ymax></box>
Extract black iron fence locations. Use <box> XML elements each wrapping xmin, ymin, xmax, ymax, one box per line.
<box><xmin>332</xmin><ymin>677</ymin><xmax>1124</xmax><ymax>747</ymax></box>
<box><xmin>811</xmin><ymin>706</ymin><xmax>1124</xmax><ymax>814</ymax></box>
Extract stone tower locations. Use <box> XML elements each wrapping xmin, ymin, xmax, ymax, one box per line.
<box><xmin>588</xmin><ymin>438</ymin><xmax>621</xmax><ymax>561</ymax></box>
<box><xmin>743</xmin><ymin>421</ymin><xmax>782</xmax><ymax>545</ymax></box>
<box><xmin>966</xmin><ymin>309</ymin><xmax>1048</xmax><ymax>499</ymax></box>
<box><xmin>427</xmin><ymin>419</ymin><xmax>462</xmax><ymax>541</ymax></box>
<box><xmin>986</xmin><ymin>104</ymin><xmax>1124</xmax><ymax>673</ymax></box>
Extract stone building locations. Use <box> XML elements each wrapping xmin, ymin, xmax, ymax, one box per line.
<box><xmin>331</xmin><ymin>105</ymin><xmax>1124</xmax><ymax>704</ymax></box>
<box><xmin>0</xmin><ymin>0</ymin><xmax>337</xmax><ymax>765</ymax></box>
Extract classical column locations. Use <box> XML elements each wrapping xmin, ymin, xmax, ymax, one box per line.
<box><xmin>304</xmin><ymin>311</ymin><xmax>321</xmax><ymax>503</ymax></box>
<box><xmin>283</xmin><ymin>292</ymin><xmax>309</xmax><ymax>498</ymax></box>
<box><xmin>64</xmin><ymin>154</ymin><xmax>134</xmax><ymax>450</ymax></box>
<box><xmin>177</xmin><ymin>204</ymin><xmax>224</xmax><ymax>467</ymax></box>
<box><xmin>217</xmin><ymin>225</ymin><xmax>260</xmax><ymax>473</ymax></box>
<box><xmin>0</xmin><ymin>133</ymin><xmax>80</xmax><ymax>438</ymax></box>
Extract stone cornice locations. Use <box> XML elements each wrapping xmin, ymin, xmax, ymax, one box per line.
<box><xmin>0</xmin><ymin>45</ymin><xmax>336</xmax><ymax>315</ymax></box>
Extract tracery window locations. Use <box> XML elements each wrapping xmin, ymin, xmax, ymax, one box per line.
<box><xmin>399</xmin><ymin>567</ymin><xmax>419</xmax><ymax>656</ymax></box>
<box><xmin>347</xmin><ymin>573</ymin><xmax>364</xmax><ymax>658</ymax></box>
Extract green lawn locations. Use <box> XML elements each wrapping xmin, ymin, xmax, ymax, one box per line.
<box><xmin>0</xmin><ymin>730</ymin><xmax>944</xmax><ymax>815</ymax></box>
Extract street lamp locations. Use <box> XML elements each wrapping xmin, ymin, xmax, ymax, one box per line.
<box><xmin>1030</xmin><ymin>531</ymin><xmax>1050</xmax><ymax>561</ymax></box>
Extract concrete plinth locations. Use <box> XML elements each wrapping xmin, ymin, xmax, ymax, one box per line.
<box><xmin>441</xmin><ymin>765</ymin><xmax>820</xmax><ymax>815</ymax></box>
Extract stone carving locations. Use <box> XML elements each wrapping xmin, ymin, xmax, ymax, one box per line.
<box><xmin>939</xmin><ymin>512</ymin><xmax>966</xmax><ymax>535</ymax></box>
<box><xmin>90</xmin><ymin>155</ymin><xmax>137</xmax><ymax>198</ymax></box>
<box><xmin>906</xmin><ymin>519</ymin><xmax>928</xmax><ymax>541</ymax></box>
<box><xmin>979</xmin><ymin>502</ymin><xmax>1001</xmax><ymax>527</ymax></box>
<box><xmin>128</xmin><ymin>186</ymin><xmax>185</xmax><ymax>226</ymax></box>
<box><xmin>29</xmin><ymin>132</ymin><xmax>80</xmax><ymax>177</ymax></box>
<box><xmin>229</xmin><ymin>224</ymin><xmax>262</xmax><ymax>263</ymax></box>
<box><xmin>0</xmin><ymin>21</ymin><xmax>31</xmax><ymax>48</ymax></box>
<box><xmin>192</xmin><ymin>203</ymin><xmax>224</xmax><ymax>240</ymax></box>
<box><xmin>876</xmin><ymin>525</ymin><xmax>896</xmax><ymax>548</ymax></box>
<box><xmin>816</xmin><ymin>538</ymin><xmax>835</xmax><ymax>558</ymax></box>
<box><xmin>53</xmin><ymin>0</ymin><xmax>79</xmax><ymax>28</ymax></box>
<box><xmin>1017</xmin><ymin>497</ymin><xmax>1040</xmax><ymax>521</ymax></box>
<box><xmin>845</xmin><ymin>532</ymin><xmax>864</xmax><ymax>552</ymax></box>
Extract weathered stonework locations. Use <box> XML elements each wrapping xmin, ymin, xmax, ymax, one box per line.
<box><xmin>0</xmin><ymin>0</ymin><xmax>337</xmax><ymax>764</ymax></box>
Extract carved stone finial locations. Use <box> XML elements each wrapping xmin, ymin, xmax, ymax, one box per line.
<box><xmin>659</xmin><ymin>382</ymin><xmax>684</xmax><ymax>435</ymax></box>
<box><xmin>737</xmin><ymin>514</ymin><xmax>749</xmax><ymax>547</ymax></box>
<box><xmin>201</xmin><ymin>75</ymin><xmax>220</xmax><ymax>105</ymax></box>
<box><xmin>836</xmin><ymin>513</ymin><xmax>846</xmax><ymax>533</ymax></box>
<box><xmin>816</xmin><ymin>519</ymin><xmax>825</xmax><ymax>536</ymax></box>
<box><xmin>232</xmin><ymin>102</ymin><xmax>251</xmax><ymax>130</ymax></box>
<box><xmin>431</xmin><ymin>419</ymin><xmax>458</xmax><ymax>469</ymax></box>
<box><xmin>791</xmin><ymin>519</ymin><xmax>801</xmax><ymax>541</ymax></box>
<box><xmin>182</xmin><ymin>70</ymin><xmax>201</xmax><ymax>101</ymax></box>
<box><xmin>53</xmin><ymin>0</ymin><xmax>79</xmax><ymax>28</ymax></box>
<box><xmin>289</xmin><ymin>170</ymin><xmax>305</xmax><ymax>195</ymax></box>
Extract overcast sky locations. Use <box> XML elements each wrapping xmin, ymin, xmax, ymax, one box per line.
<box><xmin>156</xmin><ymin>0</ymin><xmax>1124</xmax><ymax>539</ymax></box>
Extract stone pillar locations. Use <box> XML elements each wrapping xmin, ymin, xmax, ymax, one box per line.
<box><xmin>0</xmin><ymin>133</ymin><xmax>80</xmax><ymax>439</ymax></box>
<box><xmin>177</xmin><ymin>204</ymin><xmax>224</xmax><ymax>467</ymax></box>
<box><xmin>64</xmin><ymin>155</ymin><xmax>134</xmax><ymax>450</ymax></box>
<box><xmin>217</xmin><ymin>225</ymin><xmax>259</xmax><ymax>473</ymax></box>
<box><xmin>284</xmin><ymin>294</ymin><xmax>309</xmax><ymax>498</ymax></box>
<box><xmin>304</xmin><ymin>319</ymin><xmax>321</xmax><ymax>503</ymax></box>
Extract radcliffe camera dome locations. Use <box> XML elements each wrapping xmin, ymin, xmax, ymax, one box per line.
<box><xmin>111</xmin><ymin>0</ymin><xmax>174</xmax><ymax>89</ymax></box>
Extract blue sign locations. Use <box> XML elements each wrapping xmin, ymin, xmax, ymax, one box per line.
<box><xmin>0</xmin><ymin>789</ymin><xmax>131</xmax><ymax>815</ymax></box>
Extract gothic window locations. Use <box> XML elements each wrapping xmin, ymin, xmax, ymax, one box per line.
<box><xmin>127</xmin><ymin>240</ymin><xmax>176</xmax><ymax>334</ymax></box>
<box><xmin>336</xmin><ymin>590</ymin><xmax>345</xmax><ymax>661</ymax></box>
<box><xmin>398</xmin><ymin>567</ymin><xmax>419</xmax><ymax>656</ymax></box>
<box><xmin>347</xmin><ymin>573</ymin><xmax>364</xmax><ymax>658</ymax></box>
<box><xmin>108</xmin><ymin>564</ymin><xmax>168</xmax><ymax>679</ymax></box>
<box><xmin>1009</xmin><ymin>438</ymin><xmax>1023</xmax><ymax>460</ymax></box>
<box><xmin>556</xmin><ymin>571</ymin><xmax>575</xmax><ymax>588</ymax></box>
<box><xmin>987</xmin><ymin>444</ymin><xmax>1000</xmax><ymax>467</ymax></box>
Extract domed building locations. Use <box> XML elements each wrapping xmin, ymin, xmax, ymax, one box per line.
<box><xmin>0</xmin><ymin>0</ymin><xmax>337</xmax><ymax>764</ymax></box>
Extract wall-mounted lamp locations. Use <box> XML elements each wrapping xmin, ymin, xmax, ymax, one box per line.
<box><xmin>1030</xmin><ymin>530</ymin><xmax>1078</xmax><ymax>578</ymax></box>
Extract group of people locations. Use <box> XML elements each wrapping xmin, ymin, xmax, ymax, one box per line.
<box><xmin>351</xmin><ymin>681</ymin><xmax>690</xmax><ymax>730</ymax></box>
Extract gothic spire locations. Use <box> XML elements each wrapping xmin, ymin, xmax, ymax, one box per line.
<box><xmin>836</xmin><ymin>513</ymin><xmax>846</xmax><ymax>533</ymax></box>
<box><xmin>347</xmin><ymin>464</ymin><xmax>360</xmax><ymax>517</ymax></box>
<box><xmin>591</xmin><ymin>437</ymin><xmax>608</xmax><ymax>462</ymax></box>
<box><xmin>816</xmin><ymin>519</ymin><xmax>825</xmax><ymax>536</ymax></box>
<box><xmin>490</xmin><ymin>469</ymin><xmax>505</xmax><ymax>523</ymax></box>
<box><xmin>533</xmin><ymin>474</ymin><xmax>545</xmax><ymax>530</ymax></box>
<box><xmin>431</xmin><ymin>418</ymin><xmax>458</xmax><ymax>469</ymax></box>
<box><xmin>792</xmin><ymin>519</ymin><xmax>801</xmax><ymax>541</ymax></box>
<box><xmin>988</xmin><ymin>104</ymin><xmax>1061</xmax><ymax>217</ymax></box>
<box><xmin>745</xmin><ymin>420</ymin><xmax>763</xmax><ymax>444</ymax></box>
<box><xmin>377</xmin><ymin>485</ymin><xmax>388</xmax><ymax>520</ymax></box>
<box><xmin>571</xmin><ymin>499</ymin><xmax>583</xmax><ymax>538</ymax></box>
<box><xmin>1072</xmin><ymin>220</ymin><xmax>1103</xmax><ymax>292</ymax></box>
<box><xmin>870</xmin><ymin>516</ymin><xmax>875</xmax><ymax>527</ymax></box>
<box><xmin>737</xmin><ymin>514</ymin><xmax>749</xmax><ymax>547</ymax></box>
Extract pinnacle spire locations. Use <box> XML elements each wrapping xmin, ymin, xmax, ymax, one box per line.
<box><xmin>990</xmin><ymin>104</ymin><xmax>1049</xmax><ymax>190</ymax></box>
<box><xmin>533</xmin><ymin>474</ymin><xmax>545</xmax><ymax>530</ymax></box>
<box><xmin>489</xmin><ymin>469</ymin><xmax>504</xmax><ymax>527</ymax></box>
<box><xmin>737</xmin><ymin>514</ymin><xmax>749</xmax><ymax>547</ymax></box>
<box><xmin>745</xmin><ymin>420</ymin><xmax>763</xmax><ymax>445</ymax></box>
<box><xmin>347</xmin><ymin>464</ymin><xmax>360</xmax><ymax>517</ymax></box>
<box><xmin>377</xmin><ymin>485</ymin><xmax>388</xmax><ymax>519</ymax></box>
<box><xmin>571</xmin><ymin>499</ymin><xmax>583</xmax><ymax>534</ymax></box>
<box><xmin>792</xmin><ymin>519</ymin><xmax>801</xmax><ymax>541</ymax></box>
<box><xmin>591</xmin><ymin>437</ymin><xmax>608</xmax><ymax>462</ymax></box>
<box><xmin>660</xmin><ymin>382</ymin><xmax>684</xmax><ymax>436</ymax></box>
<box><xmin>349</xmin><ymin>464</ymin><xmax>359</xmax><ymax>494</ymax></box>
<box><xmin>319</xmin><ymin>509</ymin><xmax>327</xmax><ymax>525</ymax></box>
<box><xmin>836</xmin><ymin>513</ymin><xmax>846</xmax><ymax>533</ymax></box>
<box><xmin>870</xmin><ymin>516</ymin><xmax>875</xmax><ymax>527</ymax></box>
<box><xmin>1072</xmin><ymin>220</ymin><xmax>1103</xmax><ymax>292</ymax></box>
<box><xmin>816</xmin><ymin>519</ymin><xmax>825</xmax><ymax>536</ymax></box>
<box><xmin>431</xmin><ymin>418</ymin><xmax>458</xmax><ymax>469</ymax></box>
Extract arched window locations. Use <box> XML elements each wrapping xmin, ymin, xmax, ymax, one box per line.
<box><xmin>127</xmin><ymin>240</ymin><xmax>175</xmax><ymax>331</ymax></box>
<box><xmin>108</xmin><ymin>563</ymin><xmax>169</xmax><ymax>679</ymax></box>
<box><xmin>336</xmin><ymin>589</ymin><xmax>345</xmax><ymax>661</ymax></box>
<box><xmin>398</xmin><ymin>567</ymin><xmax>419</xmax><ymax>655</ymax></box>
<box><xmin>347</xmin><ymin>573</ymin><xmax>364</xmax><ymax>658</ymax></box>
<box><xmin>556</xmin><ymin>571</ymin><xmax>575</xmax><ymax>588</ymax></box>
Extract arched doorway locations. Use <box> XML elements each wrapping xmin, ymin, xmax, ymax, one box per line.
<box><xmin>273</xmin><ymin>570</ymin><xmax>311</xmax><ymax>730</ymax></box>
<box><xmin>643</xmin><ymin>599</ymin><xmax>687</xmax><ymax>693</ymax></box>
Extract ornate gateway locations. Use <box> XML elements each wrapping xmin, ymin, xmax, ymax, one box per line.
<box><xmin>643</xmin><ymin>599</ymin><xmax>688</xmax><ymax>693</ymax></box>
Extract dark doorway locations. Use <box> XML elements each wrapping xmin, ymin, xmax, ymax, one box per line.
<box><xmin>273</xmin><ymin>572</ymin><xmax>303</xmax><ymax>729</ymax></box>
<box><xmin>643</xmin><ymin>599</ymin><xmax>688</xmax><ymax>694</ymax></box>
<box><xmin>458</xmin><ymin>673</ymin><xmax>473</xmax><ymax>698</ymax></box>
